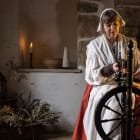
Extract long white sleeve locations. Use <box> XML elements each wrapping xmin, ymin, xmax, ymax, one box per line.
<box><xmin>85</xmin><ymin>40</ymin><xmax>115</xmax><ymax>85</ymax></box>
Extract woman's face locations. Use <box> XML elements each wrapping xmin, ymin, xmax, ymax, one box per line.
<box><xmin>103</xmin><ymin>19</ymin><xmax>121</xmax><ymax>42</ymax></box>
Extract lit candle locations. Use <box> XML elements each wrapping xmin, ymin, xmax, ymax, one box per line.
<box><xmin>29</xmin><ymin>42</ymin><xmax>33</xmax><ymax>68</ymax></box>
<box><xmin>29</xmin><ymin>42</ymin><xmax>33</xmax><ymax>53</ymax></box>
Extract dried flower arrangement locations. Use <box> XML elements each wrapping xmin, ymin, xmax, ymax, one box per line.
<box><xmin>0</xmin><ymin>93</ymin><xmax>60</xmax><ymax>128</ymax></box>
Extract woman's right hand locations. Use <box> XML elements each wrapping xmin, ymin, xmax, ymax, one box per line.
<box><xmin>113</xmin><ymin>60</ymin><xmax>127</xmax><ymax>73</ymax></box>
<box><xmin>113</xmin><ymin>62</ymin><xmax>120</xmax><ymax>72</ymax></box>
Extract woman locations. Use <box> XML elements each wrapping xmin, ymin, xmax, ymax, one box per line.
<box><xmin>72</xmin><ymin>8</ymin><xmax>140</xmax><ymax>140</ymax></box>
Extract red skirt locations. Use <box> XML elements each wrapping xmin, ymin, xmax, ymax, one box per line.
<box><xmin>72</xmin><ymin>84</ymin><xmax>93</xmax><ymax>140</ymax></box>
<box><xmin>72</xmin><ymin>84</ymin><xmax>140</xmax><ymax>140</ymax></box>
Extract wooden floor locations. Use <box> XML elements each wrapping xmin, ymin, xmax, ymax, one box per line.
<box><xmin>48</xmin><ymin>136</ymin><xmax>71</xmax><ymax>140</ymax></box>
<box><xmin>46</xmin><ymin>132</ymin><xmax>72</xmax><ymax>140</ymax></box>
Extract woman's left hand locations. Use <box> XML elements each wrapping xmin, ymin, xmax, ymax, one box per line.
<box><xmin>134</xmin><ymin>67</ymin><xmax>140</xmax><ymax>79</ymax></box>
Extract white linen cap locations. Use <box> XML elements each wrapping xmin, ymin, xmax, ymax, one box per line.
<box><xmin>97</xmin><ymin>8</ymin><xmax>126</xmax><ymax>32</ymax></box>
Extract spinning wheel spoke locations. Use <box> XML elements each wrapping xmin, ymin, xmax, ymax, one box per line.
<box><xmin>100</xmin><ymin>117</ymin><xmax>122</xmax><ymax>123</ymax></box>
<box><xmin>107</xmin><ymin>120</ymin><xmax>122</xmax><ymax>137</ymax></box>
<box><xmin>115</xmin><ymin>94</ymin><xmax>123</xmax><ymax>111</ymax></box>
<box><xmin>103</xmin><ymin>105</ymin><xmax>122</xmax><ymax>116</ymax></box>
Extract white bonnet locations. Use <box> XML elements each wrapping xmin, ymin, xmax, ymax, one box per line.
<box><xmin>97</xmin><ymin>8</ymin><xmax>126</xmax><ymax>32</ymax></box>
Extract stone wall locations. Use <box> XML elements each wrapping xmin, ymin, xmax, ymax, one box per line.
<box><xmin>77</xmin><ymin>0</ymin><xmax>104</xmax><ymax>69</ymax></box>
<box><xmin>77</xmin><ymin>0</ymin><xmax>140</xmax><ymax>69</ymax></box>
<box><xmin>115</xmin><ymin>0</ymin><xmax>140</xmax><ymax>49</ymax></box>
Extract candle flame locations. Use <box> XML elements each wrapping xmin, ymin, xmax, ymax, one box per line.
<box><xmin>30</xmin><ymin>42</ymin><xmax>33</xmax><ymax>48</ymax></box>
<box><xmin>29</xmin><ymin>42</ymin><xmax>33</xmax><ymax>53</ymax></box>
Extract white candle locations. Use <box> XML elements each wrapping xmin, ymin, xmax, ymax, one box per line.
<box><xmin>29</xmin><ymin>42</ymin><xmax>33</xmax><ymax>53</ymax></box>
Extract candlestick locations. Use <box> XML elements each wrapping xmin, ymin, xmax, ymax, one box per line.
<box><xmin>29</xmin><ymin>42</ymin><xmax>33</xmax><ymax>68</ymax></box>
<box><xmin>29</xmin><ymin>42</ymin><xmax>33</xmax><ymax>53</ymax></box>
<box><xmin>21</xmin><ymin>48</ymin><xmax>24</xmax><ymax>67</ymax></box>
<box><xmin>30</xmin><ymin>52</ymin><xmax>33</xmax><ymax>68</ymax></box>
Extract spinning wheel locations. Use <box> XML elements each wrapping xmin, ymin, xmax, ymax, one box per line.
<box><xmin>95</xmin><ymin>84</ymin><xmax>140</xmax><ymax>140</ymax></box>
<box><xmin>94</xmin><ymin>40</ymin><xmax>140</xmax><ymax>140</ymax></box>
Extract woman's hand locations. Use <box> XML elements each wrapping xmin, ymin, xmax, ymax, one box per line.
<box><xmin>134</xmin><ymin>67</ymin><xmax>140</xmax><ymax>79</ymax></box>
<box><xmin>113</xmin><ymin>61</ymin><xmax>127</xmax><ymax>73</ymax></box>
<box><xmin>112</xmin><ymin>62</ymin><xmax>120</xmax><ymax>72</ymax></box>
